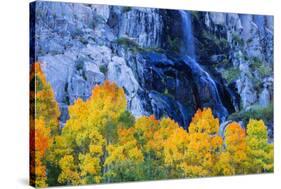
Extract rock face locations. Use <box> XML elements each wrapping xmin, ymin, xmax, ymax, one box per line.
<box><xmin>194</xmin><ymin>12</ymin><xmax>273</xmax><ymax>109</ymax></box>
<box><xmin>32</xmin><ymin>2</ymin><xmax>273</xmax><ymax>130</ymax></box>
<box><xmin>116</xmin><ymin>7</ymin><xmax>163</xmax><ymax>48</ymax></box>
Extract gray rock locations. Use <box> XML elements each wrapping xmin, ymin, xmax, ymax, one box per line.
<box><xmin>68</xmin><ymin>74</ymin><xmax>87</xmax><ymax>103</ymax></box>
<box><xmin>259</xmin><ymin>88</ymin><xmax>270</xmax><ymax>107</ymax></box>
<box><xmin>237</xmin><ymin>76</ymin><xmax>257</xmax><ymax>108</ymax></box>
<box><xmin>209</xmin><ymin>13</ymin><xmax>226</xmax><ymax>25</ymax></box>
<box><xmin>83</xmin><ymin>62</ymin><xmax>105</xmax><ymax>84</ymax></box>
<box><xmin>92</xmin><ymin>5</ymin><xmax>110</xmax><ymax>22</ymax></box>
<box><xmin>81</xmin><ymin>45</ymin><xmax>112</xmax><ymax>66</ymax></box>
<box><xmin>108</xmin><ymin>56</ymin><xmax>140</xmax><ymax>97</ymax></box>
<box><xmin>117</xmin><ymin>8</ymin><xmax>163</xmax><ymax>48</ymax></box>
<box><xmin>33</xmin><ymin>2</ymin><xmax>273</xmax><ymax>130</ymax></box>
<box><xmin>38</xmin><ymin>54</ymin><xmax>75</xmax><ymax>102</ymax></box>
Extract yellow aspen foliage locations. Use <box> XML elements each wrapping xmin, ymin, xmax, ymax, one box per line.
<box><xmin>211</xmin><ymin>135</ymin><xmax>223</xmax><ymax>153</ymax></box>
<box><xmin>163</xmin><ymin>127</ymin><xmax>189</xmax><ymax>177</ymax></box>
<box><xmin>214</xmin><ymin>152</ymin><xmax>235</xmax><ymax>176</ymax></box>
<box><xmin>246</xmin><ymin>119</ymin><xmax>274</xmax><ymax>173</ymax></box>
<box><xmin>30</xmin><ymin>62</ymin><xmax>60</xmax><ymax>187</ymax></box>
<box><xmin>152</xmin><ymin>118</ymin><xmax>181</xmax><ymax>157</ymax></box>
<box><xmin>134</xmin><ymin>117</ymin><xmax>180</xmax><ymax>163</ymax></box>
<box><xmin>88</xmin><ymin>80</ymin><xmax>126</xmax><ymax>127</ymax></box>
<box><xmin>58</xmin><ymin>155</ymin><xmax>81</xmax><ymax>185</ymax></box>
<box><xmin>185</xmin><ymin>132</ymin><xmax>212</xmax><ymax>177</ymax></box>
<box><xmin>31</xmin><ymin>62</ymin><xmax>60</xmax><ymax>135</ymax></box>
<box><xmin>133</xmin><ymin>116</ymin><xmax>184</xmax><ymax>179</ymax></box>
<box><xmin>225</xmin><ymin>122</ymin><xmax>246</xmax><ymax>153</ymax></box>
<box><xmin>55</xmin><ymin>81</ymin><xmax>126</xmax><ymax>184</ymax></box>
<box><xmin>224</xmin><ymin>122</ymin><xmax>247</xmax><ymax>174</ymax></box>
<box><xmin>185</xmin><ymin>108</ymin><xmax>223</xmax><ymax>177</ymax></box>
<box><xmin>134</xmin><ymin>115</ymin><xmax>159</xmax><ymax>153</ymax></box>
<box><xmin>34</xmin><ymin>155</ymin><xmax>48</xmax><ymax>187</ymax></box>
<box><xmin>29</xmin><ymin>68</ymin><xmax>274</xmax><ymax>184</ymax></box>
<box><xmin>106</xmin><ymin>128</ymin><xmax>144</xmax><ymax>166</ymax></box>
<box><xmin>103</xmin><ymin>125</ymin><xmax>144</xmax><ymax>181</ymax></box>
<box><xmin>189</xmin><ymin>108</ymin><xmax>220</xmax><ymax>135</ymax></box>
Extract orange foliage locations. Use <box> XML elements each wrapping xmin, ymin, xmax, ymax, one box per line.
<box><xmin>29</xmin><ymin>68</ymin><xmax>273</xmax><ymax>185</ymax></box>
<box><xmin>30</xmin><ymin>62</ymin><xmax>60</xmax><ymax>187</ymax></box>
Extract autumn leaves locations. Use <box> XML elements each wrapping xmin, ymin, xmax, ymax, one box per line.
<box><xmin>30</xmin><ymin>63</ymin><xmax>60</xmax><ymax>187</ymax></box>
<box><xmin>30</xmin><ymin>63</ymin><xmax>273</xmax><ymax>187</ymax></box>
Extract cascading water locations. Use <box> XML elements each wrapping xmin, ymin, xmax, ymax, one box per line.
<box><xmin>179</xmin><ymin>10</ymin><xmax>196</xmax><ymax>58</ymax></box>
<box><xmin>179</xmin><ymin>10</ymin><xmax>228</xmax><ymax>121</ymax></box>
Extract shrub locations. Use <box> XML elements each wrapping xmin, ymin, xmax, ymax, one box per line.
<box><xmin>99</xmin><ymin>65</ymin><xmax>108</xmax><ymax>75</ymax></box>
<box><xmin>116</xmin><ymin>37</ymin><xmax>165</xmax><ymax>54</ymax></box>
<box><xmin>228</xmin><ymin>103</ymin><xmax>273</xmax><ymax>124</ymax></box>
<box><xmin>221</xmin><ymin>67</ymin><xmax>240</xmax><ymax>84</ymax></box>
<box><xmin>167</xmin><ymin>36</ymin><xmax>180</xmax><ymax>53</ymax></box>
<box><xmin>123</xmin><ymin>6</ymin><xmax>132</xmax><ymax>13</ymax></box>
<box><xmin>201</xmin><ymin>30</ymin><xmax>229</xmax><ymax>52</ymax></box>
<box><xmin>115</xmin><ymin>37</ymin><xmax>141</xmax><ymax>53</ymax></box>
<box><xmin>250</xmin><ymin>57</ymin><xmax>272</xmax><ymax>78</ymax></box>
<box><xmin>232</xmin><ymin>33</ymin><xmax>244</xmax><ymax>46</ymax></box>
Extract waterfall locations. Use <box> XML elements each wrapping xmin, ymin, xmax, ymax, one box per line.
<box><xmin>179</xmin><ymin>10</ymin><xmax>196</xmax><ymax>59</ymax></box>
<box><xmin>183</xmin><ymin>57</ymin><xmax>225</xmax><ymax>105</ymax></box>
<box><xmin>179</xmin><ymin>10</ymin><xmax>228</xmax><ymax>121</ymax></box>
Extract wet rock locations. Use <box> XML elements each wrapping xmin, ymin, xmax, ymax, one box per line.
<box><xmin>149</xmin><ymin>91</ymin><xmax>193</xmax><ymax>129</ymax></box>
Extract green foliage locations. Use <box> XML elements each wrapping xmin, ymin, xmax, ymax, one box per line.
<box><xmin>75</xmin><ymin>60</ymin><xmax>84</xmax><ymax>71</ymax></box>
<box><xmin>32</xmin><ymin>68</ymin><xmax>274</xmax><ymax>186</ymax></box>
<box><xmin>221</xmin><ymin>67</ymin><xmax>240</xmax><ymax>84</ymax></box>
<box><xmin>190</xmin><ymin>11</ymin><xmax>200</xmax><ymax>22</ymax></box>
<box><xmin>220</xmin><ymin>55</ymin><xmax>229</xmax><ymax>64</ymax></box>
<box><xmin>140</xmin><ymin>47</ymin><xmax>165</xmax><ymax>53</ymax></box>
<box><xmin>246</xmin><ymin>119</ymin><xmax>274</xmax><ymax>173</ymax></box>
<box><xmin>167</xmin><ymin>36</ymin><xmax>180</xmax><ymax>52</ymax></box>
<box><xmin>232</xmin><ymin>33</ymin><xmax>244</xmax><ymax>46</ymax></box>
<box><xmin>78</xmin><ymin>36</ymin><xmax>88</xmax><ymax>45</ymax></box>
<box><xmin>228</xmin><ymin>103</ymin><xmax>273</xmax><ymax>124</ymax></box>
<box><xmin>99</xmin><ymin>65</ymin><xmax>108</xmax><ymax>75</ymax></box>
<box><xmin>115</xmin><ymin>37</ymin><xmax>165</xmax><ymax>53</ymax></box>
<box><xmin>163</xmin><ymin>88</ymin><xmax>174</xmax><ymax>99</ymax></box>
<box><xmin>118</xmin><ymin>110</ymin><xmax>135</xmax><ymax>129</ymax></box>
<box><xmin>246</xmin><ymin>38</ymin><xmax>253</xmax><ymax>44</ymax></box>
<box><xmin>164</xmin><ymin>88</ymin><xmax>169</xmax><ymax>95</ymax></box>
<box><xmin>30</xmin><ymin>63</ymin><xmax>61</xmax><ymax>187</ymax></box>
<box><xmin>250</xmin><ymin>57</ymin><xmax>272</xmax><ymax>78</ymax></box>
<box><xmin>201</xmin><ymin>30</ymin><xmax>229</xmax><ymax>52</ymax></box>
<box><xmin>123</xmin><ymin>6</ymin><xmax>132</xmax><ymax>12</ymax></box>
<box><xmin>34</xmin><ymin>75</ymin><xmax>43</xmax><ymax>92</ymax></box>
<box><xmin>115</xmin><ymin>37</ymin><xmax>141</xmax><ymax>53</ymax></box>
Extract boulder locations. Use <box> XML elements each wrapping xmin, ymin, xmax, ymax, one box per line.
<box><xmin>81</xmin><ymin>45</ymin><xmax>112</xmax><ymax>66</ymax></box>
<box><xmin>83</xmin><ymin>62</ymin><xmax>105</xmax><ymax>85</ymax></box>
